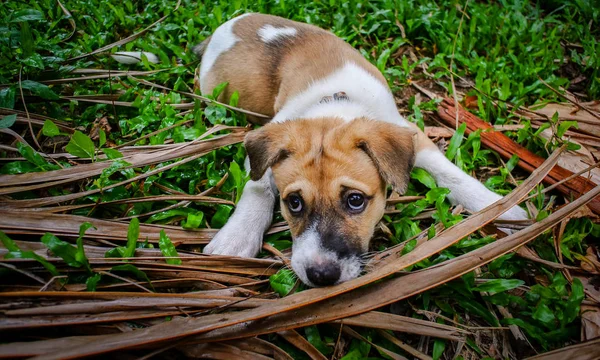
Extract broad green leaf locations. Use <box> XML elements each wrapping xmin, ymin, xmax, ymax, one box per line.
<box><xmin>20</xmin><ymin>80</ymin><xmax>60</xmax><ymax>100</ymax></box>
<box><xmin>446</xmin><ymin>123</ymin><xmax>467</xmax><ymax>161</ymax></box>
<box><xmin>269</xmin><ymin>268</ymin><xmax>296</xmax><ymax>297</ymax></box>
<box><xmin>433</xmin><ymin>338</ymin><xmax>446</xmax><ymax>360</ymax></box>
<box><xmin>158</xmin><ymin>230</ymin><xmax>182</xmax><ymax>265</ymax></box>
<box><xmin>5</xmin><ymin>250</ymin><xmax>60</xmax><ymax>277</ymax></box>
<box><xmin>102</xmin><ymin>148</ymin><xmax>124</xmax><ymax>159</ymax></box>
<box><xmin>182</xmin><ymin>211</ymin><xmax>204</xmax><ymax>229</ymax></box>
<box><xmin>42</xmin><ymin>120</ymin><xmax>60</xmax><ymax>137</ymax></box>
<box><xmin>457</xmin><ymin>298</ymin><xmax>499</xmax><ymax>326</ymax></box>
<box><xmin>111</xmin><ymin>264</ymin><xmax>154</xmax><ymax>290</ymax></box>
<box><xmin>211</xmin><ymin>81</ymin><xmax>228</xmax><ymax>99</ymax></box>
<box><xmin>41</xmin><ymin>233</ymin><xmax>80</xmax><ymax>268</ymax></box>
<box><xmin>473</xmin><ymin>279</ymin><xmax>524</xmax><ymax>294</ymax></box>
<box><xmin>211</xmin><ymin>205</ymin><xmax>233</xmax><ymax>228</ymax></box>
<box><xmin>124</xmin><ymin>218</ymin><xmax>140</xmax><ymax>258</ymax></box>
<box><xmin>564</xmin><ymin>278</ymin><xmax>584</xmax><ymax>323</ymax></box>
<box><xmin>0</xmin><ymin>231</ymin><xmax>19</xmax><ymax>251</ymax></box>
<box><xmin>0</xmin><ymin>114</ymin><xmax>17</xmax><ymax>129</ymax></box>
<box><xmin>16</xmin><ymin>142</ymin><xmax>60</xmax><ymax>171</ymax></box>
<box><xmin>86</xmin><ymin>273</ymin><xmax>102</xmax><ymax>291</ymax></box>
<box><xmin>2</xmin><ymin>232</ymin><xmax>59</xmax><ymax>277</ymax></box>
<box><xmin>532</xmin><ymin>302</ymin><xmax>556</xmax><ymax>327</ymax></box>
<box><xmin>10</xmin><ymin>9</ymin><xmax>44</xmax><ymax>22</ymax></box>
<box><xmin>65</xmin><ymin>131</ymin><xmax>96</xmax><ymax>159</ymax></box>
<box><xmin>0</xmin><ymin>88</ymin><xmax>16</xmax><ymax>109</ymax></box>
<box><xmin>411</xmin><ymin>168</ymin><xmax>437</xmax><ymax>189</ymax></box>
<box><xmin>99</xmin><ymin>129</ymin><xmax>106</xmax><ymax>148</ymax></box>
<box><xmin>557</xmin><ymin>120</ymin><xmax>578</xmax><ymax>138</ymax></box>
<box><xmin>305</xmin><ymin>326</ymin><xmax>333</xmax><ymax>355</ymax></box>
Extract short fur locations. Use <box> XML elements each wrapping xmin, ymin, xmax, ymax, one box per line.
<box><xmin>199</xmin><ymin>13</ymin><xmax>528</xmax><ymax>287</ymax></box>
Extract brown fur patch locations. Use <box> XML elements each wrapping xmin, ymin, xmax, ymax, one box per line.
<box><xmin>199</xmin><ymin>14</ymin><xmax>386</xmax><ymax>124</ymax></box>
<box><xmin>247</xmin><ymin>117</ymin><xmax>416</xmax><ymax>253</ymax></box>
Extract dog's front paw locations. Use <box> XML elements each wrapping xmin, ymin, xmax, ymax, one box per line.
<box><xmin>203</xmin><ymin>219</ymin><xmax>263</xmax><ymax>258</ymax></box>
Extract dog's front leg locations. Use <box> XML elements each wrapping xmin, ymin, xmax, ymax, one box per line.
<box><xmin>203</xmin><ymin>162</ymin><xmax>277</xmax><ymax>258</ymax></box>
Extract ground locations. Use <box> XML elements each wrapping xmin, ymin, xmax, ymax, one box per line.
<box><xmin>0</xmin><ymin>0</ymin><xmax>599</xmax><ymax>359</ymax></box>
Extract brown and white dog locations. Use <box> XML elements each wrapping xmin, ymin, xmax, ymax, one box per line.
<box><xmin>197</xmin><ymin>14</ymin><xmax>528</xmax><ymax>287</ymax></box>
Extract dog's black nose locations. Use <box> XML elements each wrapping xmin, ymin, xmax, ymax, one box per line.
<box><xmin>306</xmin><ymin>263</ymin><xmax>341</xmax><ymax>286</ymax></box>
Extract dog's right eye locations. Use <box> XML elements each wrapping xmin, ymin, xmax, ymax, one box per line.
<box><xmin>287</xmin><ymin>194</ymin><xmax>303</xmax><ymax>214</ymax></box>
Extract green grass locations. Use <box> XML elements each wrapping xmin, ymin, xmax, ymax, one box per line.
<box><xmin>1</xmin><ymin>0</ymin><xmax>599</xmax><ymax>358</ymax></box>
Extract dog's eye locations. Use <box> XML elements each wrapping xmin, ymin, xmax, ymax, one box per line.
<box><xmin>287</xmin><ymin>194</ymin><xmax>303</xmax><ymax>214</ymax></box>
<box><xmin>347</xmin><ymin>193</ymin><xmax>365</xmax><ymax>212</ymax></box>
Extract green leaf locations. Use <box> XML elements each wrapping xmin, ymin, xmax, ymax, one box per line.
<box><xmin>565</xmin><ymin>278</ymin><xmax>584</xmax><ymax>323</ymax></box>
<box><xmin>86</xmin><ymin>273</ymin><xmax>102</xmax><ymax>291</ymax></box>
<box><xmin>97</xmin><ymin>159</ymin><xmax>131</xmax><ymax>188</ymax></box>
<box><xmin>457</xmin><ymin>298</ymin><xmax>499</xmax><ymax>326</ymax></box>
<box><xmin>16</xmin><ymin>142</ymin><xmax>59</xmax><ymax>171</ymax></box>
<box><xmin>411</xmin><ymin>168</ymin><xmax>437</xmax><ymax>189</ymax></box>
<box><xmin>211</xmin><ymin>82</ymin><xmax>228</xmax><ymax>99</ymax></box>
<box><xmin>305</xmin><ymin>326</ymin><xmax>333</xmax><ymax>355</ymax></box>
<box><xmin>182</xmin><ymin>211</ymin><xmax>204</xmax><ymax>229</ymax></box>
<box><xmin>0</xmin><ymin>231</ymin><xmax>19</xmax><ymax>251</ymax></box>
<box><xmin>42</xmin><ymin>120</ymin><xmax>60</xmax><ymax>137</ymax></box>
<box><xmin>446</xmin><ymin>123</ymin><xmax>467</xmax><ymax>161</ymax></box>
<box><xmin>433</xmin><ymin>338</ymin><xmax>446</xmax><ymax>360</ymax></box>
<box><xmin>124</xmin><ymin>218</ymin><xmax>140</xmax><ymax>259</ymax></box>
<box><xmin>0</xmin><ymin>88</ymin><xmax>16</xmax><ymax>109</ymax></box>
<box><xmin>211</xmin><ymin>205</ymin><xmax>233</xmax><ymax>228</ymax></box>
<box><xmin>2</xmin><ymin>231</ymin><xmax>59</xmax><ymax>277</ymax></box>
<box><xmin>532</xmin><ymin>302</ymin><xmax>556</xmax><ymax>327</ymax></box>
<box><xmin>10</xmin><ymin>9</ymin><xmax>44</xmax><ymax>22</ymax></box>
<box><xmin>20</xmin><ymin>80</ymin><xmax>60</xmax><ymax>100</ymax></box>
<box><xmin>102</xmin><ymin>148</ymin><xmax>124</xmax><ymax>159</ymax></box>
<box><xmin>557</xmin><ymin>120</ymin><xmax>578</xmax><ymax>138</ymax></box>
<box><xmin>41</xmin><ymin>233</ymin><xmax>80</xmax><ymax>268</ymax></box>
<box><xmin>99</xmin><ymin>129</ymin><xmax>106</xmax><ymax>148</ymax></box>
<box><xmin>473</xmin><ymin>279</ymin><xmax>524</xmax><ymax>294</ymax></box>
<box><xmin>111</xmin><ymin>264</ymin><xmax>153</xmax><ymax>290</ymax></box>
<box><xmin>0</xmin><ymin>114</ymin><xmax>17</xmax><ymax>129</ymax></box>
<box><xmin>158</xmin><ymin>230</ymin><xmax>182</xmax><ymax>265</ymax></box>
<box><xmin>65</xmin><ymin>131</ymin><xmax>96</xmax><ymax>159</ymax></box>
<box><xmin>269</xmin><ymin>268</ymin><xmax>296</xmax><ymax>296</ymax></box>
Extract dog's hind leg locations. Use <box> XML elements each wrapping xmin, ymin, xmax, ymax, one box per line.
<box><xmin>203</xmin><ymin>159</ymin><xmax>277</xmax><ymax>258</ymax></box>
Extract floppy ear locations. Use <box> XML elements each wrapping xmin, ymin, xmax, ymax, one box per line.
<box><xmin>354</xmin><ymin>119</ymin><xmax>417</xmax><ymax>194</ymax></box>
<box><xmin>244</xmin><ymin>124</ymin><xmax>290</xmax><ymax>181</ymax></box>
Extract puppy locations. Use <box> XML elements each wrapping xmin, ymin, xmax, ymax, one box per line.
<box><xmin>196</xmin><ymin>14</ymin><xmax>528</xmax><ymax>287</ymax></box>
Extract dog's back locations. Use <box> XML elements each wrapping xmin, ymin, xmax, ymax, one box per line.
<box><xmin>195</xmin><ymin>14</ymin><xmax>385</xmax><ymax>123</ymax></box>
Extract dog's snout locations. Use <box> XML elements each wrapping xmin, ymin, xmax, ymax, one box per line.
<box><xmin>306</xmin><ymin>263</ymin><xmax>341</xmax><ymax>286</ymax></box>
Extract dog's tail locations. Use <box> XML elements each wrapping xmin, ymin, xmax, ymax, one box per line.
<box><xmin>192</xmin><ymin>36</ymin><xmax>211</xmax><ymax>59</ymax></box>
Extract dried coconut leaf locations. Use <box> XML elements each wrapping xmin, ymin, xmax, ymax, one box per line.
<box><xmin>277</xmin><ymin>330</ymin><xmax>328</xmax><ymax>360</ymax></box>
<box><xmin>525</xmin><ymin>337</ymin><xmax>600</xmax><ymax>360</ymax></box>
<box><xmin>0</xmin><ymin>147</ymin><xmax>565</xmax><ymax>359</ymax></box>
<box><xmin>336</xmin><ymin>311</ymin><xmax>467</xmax><ymax>341</ymax></box>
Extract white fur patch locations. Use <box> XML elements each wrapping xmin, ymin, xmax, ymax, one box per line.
<box><xmin>272</xmin><ymin>62</ymin><xmax>409</xmax><ymax>127</ymax></box>
<box><xmin>199</xmin><ymin>13</ymin><xmax>251</xmax><ymax>92</ymax></box>
<box><xmin>415</xmin><ymin>149</ymin><xmax>528</xmax><ymax>220</ymax></box>
<box><xmin>258</xmin><ymin>25</ymin><xmax>297</xmax><ymax>42</ymax></box>
<box><xmin>291</xmin><ymin>225</ymin><xmax>362</xmax><ymax>287</ymax></box>
<box><xmin>203</xmin><ymin>164</ymin><xmax>277</xmax><ymax>258</ymax></box>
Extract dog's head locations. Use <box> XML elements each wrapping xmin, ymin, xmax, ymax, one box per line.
<box><xmin>245</xmin><ymin>117</ymin><xmax>416</xmax><ymax>286</ymax></box>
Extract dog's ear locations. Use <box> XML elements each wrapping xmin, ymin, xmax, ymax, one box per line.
<box><xmin>244</xmin><ymin>124</ymin><xmax>290</xmax><ymax>181</ymax></box>
<box><xmin>352</xmin><ymin>119</ymin><xmax>417</xmax><ymax>194</ymax></box>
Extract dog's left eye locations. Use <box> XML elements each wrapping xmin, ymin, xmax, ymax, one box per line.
<box><xmin>287</xmin><ymin>194</ymin><xmax>303</xmax><ymax>214</ymax></box>
<box><xmin>347</xmin><ymin>193</ymin><xmax>365</xmax><ymax>211</ymax></box>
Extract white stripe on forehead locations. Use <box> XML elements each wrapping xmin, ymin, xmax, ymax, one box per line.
<box><xmin>199</xmin><ymin>13</ymin><xmax>251</xmax><ymax>88</ymax></box>
<box><xmin>258</xmin><ymin>24</ymin><xmax>298</xmax><ymax>42</ymax></box>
